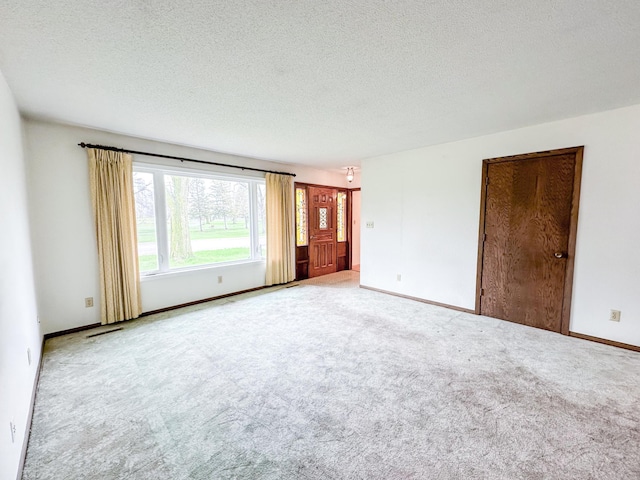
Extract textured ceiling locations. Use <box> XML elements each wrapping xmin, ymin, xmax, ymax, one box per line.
<box><xmin>1</xmin><ymin>1</ymin><xmax>640</xmax><ymax>168</ymax></box>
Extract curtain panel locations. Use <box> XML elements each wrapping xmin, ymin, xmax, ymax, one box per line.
<box><xmin>265</xmin><ymin>173</ymin><xmax>295</xmax><ymax>285</ymax></box>
<box><xmin>87</xmin><ymin>148</ymin><xmax>142</xmax><ymax>324</ymax></box>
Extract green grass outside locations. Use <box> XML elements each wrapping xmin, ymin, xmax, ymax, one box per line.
<box><xmin>137</xmin><ymin>220</ymin><xmax>250</xmax><ymax>243</ymax></box>
<box><xmin>139</xmin><ymin>247</ymin><xmax>251</xmax><ymax>272</ymax></box>
<box><xmin>189</xmin><ymin>226</ymin><xmax>250</xmax><ymax>240</ymax></box>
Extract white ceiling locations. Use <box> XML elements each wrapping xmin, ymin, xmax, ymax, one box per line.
<box><xmin>1</xmin><ymin>1</ymin><xmax>639</xmax><ymax>169</ymax></box>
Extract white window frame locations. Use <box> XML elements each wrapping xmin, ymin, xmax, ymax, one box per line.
<box><xmin>134</xmin><ymin>162</ymin><xmax>266</xmax><ymax>277</ymax></box>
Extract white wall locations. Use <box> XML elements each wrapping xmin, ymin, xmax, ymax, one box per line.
<box><xmin>361</xmin><ymin>104</ymin><xmax>640</xmax><ymax>347</ymax></box>
<box><xmin>24</xmin><ymin>120</ymin><xmax>347</xmax><ymax>334</ymax></box>
<box><xmin>351</xmin><ymin>190</ymin><xmax>361</xmax><ymax>267</ymax></box>
<box><xmin>0</xmin><ymin>72</ymin><xmax>42</xmax><ymax>480</ymax></box>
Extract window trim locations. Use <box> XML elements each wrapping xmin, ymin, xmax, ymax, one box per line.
<box><xmin>133</xmin><ymin>163</ymin><xmax>266</xmax><ymax>277</ymax></box>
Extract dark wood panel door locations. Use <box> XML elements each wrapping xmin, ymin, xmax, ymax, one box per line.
<box><xmin>308</xmin><ymin>186</ymin><xmax>337</xmax><ymax>278</ymax></box>
<box><xmin>478</xmin><ymin>148</ymin><xmax>583</xmax><ymax>333</ymax></box>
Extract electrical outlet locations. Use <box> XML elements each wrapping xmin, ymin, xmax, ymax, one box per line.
<box><xmin>397</xmin><ymin>274</ymin><xmax>402</xmax><ymax>281</ymax></box>
<box><xmin>218</xmin><ymin>276</ymin><xmax>223</xmax><ymax>284</ymax></box>
<box><xmin>366</xmin><ymin>221</ymin><xmax>374</xmax><ymax>228</ymax></box>
<box><xmin>27</xmin><ymin>348</ymin><xmax>31</xmax><ymax>366</ymax></box>
<box><xmin>9</xmin><ymin>420</ymin><xmax>16</xmax><ymax>443</ymax></box>
<box><xmin>610</xmin><ymin>309</ymin><xmax>621</xmax><ymax>322</ymax></box>
<box><xmin>85</xmin><ymin>297</ymin><xmax>94</xmax><ymax>308</ymax></box>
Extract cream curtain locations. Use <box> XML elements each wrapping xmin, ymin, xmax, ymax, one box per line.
<box><xmin>88</xmin><ymin>148</ymin><xmax>142</xmax><ymax>324</ymax></box>
<box><xmin>265</xmin><ymin>173</ymin><xmax>295</xmax><ymax>285</ymax></box>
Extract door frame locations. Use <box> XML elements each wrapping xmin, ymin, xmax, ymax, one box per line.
<box><xmin>348</xmin><ymin>187</ymin><xmax>361</xmax><ymax>271</ymax></box>
<box><xmin>294</xmin><ymin>182</ymin><xmax>352</xmax><ymax>280</ymax></box>
<box><xmin>474</xmin><ymin>146</ymin><xmax>584</xmax><ymax>335</ymax></box>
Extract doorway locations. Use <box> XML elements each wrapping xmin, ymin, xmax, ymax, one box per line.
<box><xmin>295</xmin><ymin>183</ymin><xmax>350</xmax><ymax>280</ymax></box>
<box><xmin>351</xmin><ymin>189</ymin><xmax>361</xmax><ymax>272</ymax></box>
<box><xmin>476</xmin><ymin>147</ymin><xmax>583</xmax><ymax>334</ymax></box>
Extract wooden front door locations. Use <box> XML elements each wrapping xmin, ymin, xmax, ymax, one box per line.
<box><xmin>308</xmin><ymin>186</ymin><xmax>337</xmax><ymax>278</ymax></box>
<box><xmin>477</xmin><ymin>147</ymin><xmax>583</xmax><ymax>333</ymax></box>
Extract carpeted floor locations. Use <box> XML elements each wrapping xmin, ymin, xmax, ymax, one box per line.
<box><xmin>23</xmin><ymin>271</ymin><xmax>640</xmax><ymax>479</ymax></box>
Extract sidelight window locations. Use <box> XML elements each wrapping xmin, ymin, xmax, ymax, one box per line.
<box><xmin>295</xmin><ymin>187</ymin><xmax>308</xmax><ymax>246</ymax></box>
<box><xmin>337</xmin><ymin>191</ymin><xmax>347</xmax><ymax>242</ymax></box>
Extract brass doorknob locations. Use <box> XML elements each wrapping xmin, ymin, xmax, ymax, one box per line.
<box><xmin>554</xmin><ymin>252</ymin><xmax>565</xmax><ymax>258</ymax></box>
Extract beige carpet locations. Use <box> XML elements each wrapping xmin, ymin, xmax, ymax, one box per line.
<box><xmin>23</xmin><ymin>271</ymin><xmax>640</xmax><ymax>479</ymax></box>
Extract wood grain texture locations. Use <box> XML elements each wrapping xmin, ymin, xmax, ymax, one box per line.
<box><xmin>343</xmin><ymin>189</ymin><xmax>351</xmax><ymax>271</ymax></box>
<box><xmin>475</xmin><ymin>161</ymin><xmax>490</xmax><ymax>314</ymax></box>
<box><xmin>479</xmin><ymin>149</ymin><xmax>580</xmax><ymax>333</ymax></box>
<box><xmin>296</xmin><ymin>245</ymin><xmax>309</xmax><ymax>280</ymax></box>
<box><xmin>560</xmin><ymin>148</ymin><xmax>584</xmax><ymax>334</ymax></box>
<box><xmin>295</xmin><ymin>183</ymin><xmax>356</xmax><ymax>277</ymax></box>
<box><xmin>308</xmin><ymin>186</ymin><xmax>337</xmax><ymax>278</ymax></box>
<box><xmin>337</xmin><ymin>240</ymin><xmax>348</xmax><ymax>272</ymax></box>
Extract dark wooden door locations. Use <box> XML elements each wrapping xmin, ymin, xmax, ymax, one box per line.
<box><xmin>308</xmin><ymin>186</ymin><xmax>337</xmax><ymax>278</ymax></box>
<box><xmin>477</xmin><ymin>147</ymin><xmax>583</xmax><ymax>333</ymax></box>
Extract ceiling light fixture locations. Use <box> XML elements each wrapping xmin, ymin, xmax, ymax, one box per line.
<box><xmin>346</xmin><ymin>167</ymin><xmax>355</xmax><ymax>183</ymax></box>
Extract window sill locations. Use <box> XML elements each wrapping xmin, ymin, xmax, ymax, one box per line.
<box><xmin>140</xmin><ymin>259</ymin><xmax>266</xmax><ymax>281</ymax></box>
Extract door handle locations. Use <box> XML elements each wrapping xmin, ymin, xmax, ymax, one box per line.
<box><xmin>554</xmin><ymin>252</ymin><xmax>565</xmax><ymax>258</ymax></box>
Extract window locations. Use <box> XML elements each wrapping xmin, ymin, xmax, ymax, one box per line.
<box><xmin>133</xmin><ymin>165</ymin><xmax>266</xmax><ymax>275</ymax></box>
<box><xmin>295</xmin><ymin>187</ymin><xmax>308</xmax><ymax>246</ymax></box>
<box><xmin>133</xmin><ymin>171</ymin><xmax>159</xmax><ymax>271</ymax></box>
<box><xmin>337</xmin><ymin>191</ymin><xmax>347</xmax><ymax>242</ymax></box>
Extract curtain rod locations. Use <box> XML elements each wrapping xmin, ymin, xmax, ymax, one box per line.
<box><xmin>78</xmin><ymin>143</ymin><xmax>296</xmax><ymax>177</ymax></box>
